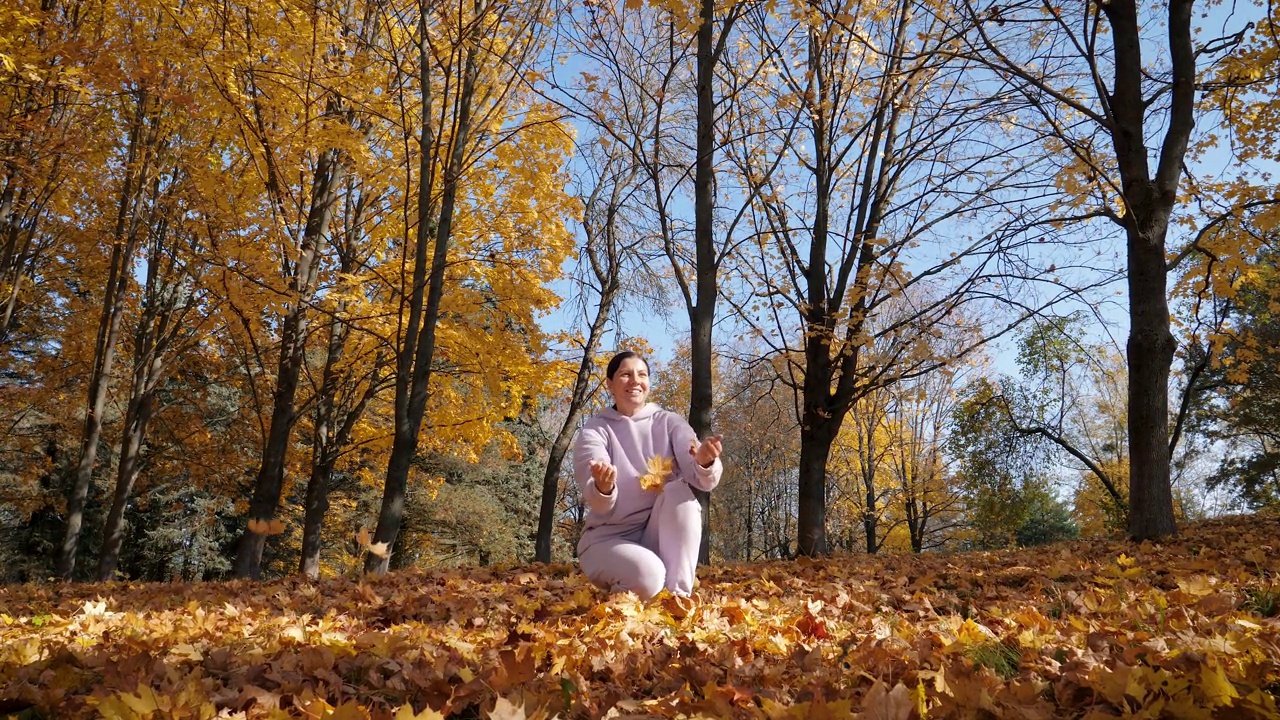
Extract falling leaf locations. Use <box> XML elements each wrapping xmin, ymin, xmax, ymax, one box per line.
<box><xmin>357</xmin><ymin>527</ymin><xmax>391</xmax><ymax>558</ymax></box>
<box><xmin>247</xmin><ymin>518</ymin><xmax>287</xmax><ymax>535</ymax></box>
<box><xmin>638</xmin><ymin>455</ymin><xmax>674</xmax><ymax>492</ymax></box>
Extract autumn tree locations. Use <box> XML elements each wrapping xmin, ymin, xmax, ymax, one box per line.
<box><xmin>97</xmin><ymin>142</ymin><xmax>220</xmax><ymax>581</ymax></box>
<box><xmin>296</xmin><ymin>175</ymin><xmax>396</xmax><ymax>579</ymax></box>
<box><xmin>1172</xmin><ymin>6</ymin><xmax>1280</xmax><ymax>511</ymax></box>
<box><xmin>725</xmin><ymin>0</ymin><xmax>1070</xmax><ymax>556</ymax></box>
<box><xmin>363</xmin><ymin>0</ymin><xmax>576</xmax><ymax>573</ymax></box>
<box><xmin>534</xmin><ymin>5</ymin><xmax>685</xmax><ymax>558</ymax></box>
<box><xmin>885</xmin><ymin>369</ymin><xmax>972</xmax><ymax>552</ymax></box>
<box><xmin>56</xmin><ymin>2</ymin><xmax>199</xmax><ymax>577</ymax></box>
<box><xmin>532</xmin><ymin>141</ymin><xmax>653</xmax><ymax>563</ymax></box>
<box><xmin>1178</xmin><ymin>241</ymin><xmax>1280</xmax><ymax>509</ymax></box>
<box><xmin>188</xmin><ymin>0</ymin><xmax>384</xmax><ymax>579</ymax></box>
<box><xmin>0</xmin><ymin>0</ymin><xmax>101</xmax><ymax>348</ymax></box>
<box><xmin>948</xmin><ymin>377</ymin><xmax>1062</xmax><ymax>548</ymax></box>
<box><xmin>827</xmin><ymin>330</ymin><xmax>975</xmax><ymax>555</ymax></box>
<box><xmin>552</xmin><ymin>0</ymin><xmax>771</xmax><ymax>561</ymax></box>
<box><xmin>941</xmin><ymin>0</ymin><xmax>1264</xmax><ymax>541</ymax></box>
<box><xmin>946</xmin><ymin>317</ymin><xmax>1121</xmax><ymax>542</ymax></box>
<box><xmin>827</xmin><ymin>390</ymin><xmax>895</xmax><ymax>554</ymax></box>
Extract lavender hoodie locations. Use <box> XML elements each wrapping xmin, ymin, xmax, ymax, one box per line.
<box><xmin>573</xmin><ymin>403</ymin><xmax>722</xmax><ymax>555</ymax></box>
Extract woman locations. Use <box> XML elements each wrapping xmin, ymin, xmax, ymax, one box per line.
<box><xmin>573</xmin><ymin>351</ymin><xmax>723</xmax><ymax>599</ymax></box>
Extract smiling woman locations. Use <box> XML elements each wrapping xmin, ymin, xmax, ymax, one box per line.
<box><xmin>571</xmin><ymin>351</ymin><xmax>725</xmax><ymax>599</ymax></box>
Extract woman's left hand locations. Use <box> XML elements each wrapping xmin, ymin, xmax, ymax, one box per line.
<box><xmin>690</xmin><ymin>434</ymin><xmax>724</xmax><ymax>468</ymax></box>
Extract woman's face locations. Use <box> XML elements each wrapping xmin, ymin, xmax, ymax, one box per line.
<box><xmin>607</xmin><ymin>357</ymin><xmax>650</xmax><ymax>415</ymax></box>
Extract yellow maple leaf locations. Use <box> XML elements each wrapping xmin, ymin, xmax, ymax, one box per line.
<box><xmin>638</xmin><ymin>455</ymin><xmax>674</xmax><ymax>492</ymax></box>
<box><xmin>1200</xmin><ymin>661</ymin><xmax>1241</xmax><ymax>708</ymax></box>
<box><xmin>94</xmin><ymin>685</ymin><xmax>162</xmax><ymax>719</ymax></box>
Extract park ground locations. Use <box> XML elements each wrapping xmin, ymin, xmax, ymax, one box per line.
<box><xmin>3</xmin><ymin>514</ymin><xmax>1280</xmax><ymax>718</ymax></box>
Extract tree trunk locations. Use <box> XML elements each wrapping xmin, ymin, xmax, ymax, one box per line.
<box><xmin>796</xmin><ymin>417</ymin><xmax>835</xmax><ymax>557</ymax></box>
<box><xmin>364</xmin><ymin>33</ymin><xmax>480</xmax><ymax>575</ymax></box>
<box><xmin>535</xmin><ymin>302</ymin><xmax>613</xmax><ymax>562</ymax></box>
<box><xmin>57</xmin><ymin>239</ymin><xmax>130</xmax><ymax>579</ymax></box>
<box><xmin>96</xmin><ymin>380</ymin><xmax>155</xmax><ymax>580</ymax></box>
<box><xmin>1125</xmin><ymin>221</ymin><xmax>1177</xmax><ymax>539</ymax></box>
<box><xmin>233</xmin><ymin>312</ymin><xmax>306</xmax><ymax>578</ymax></box>
<box><xmin>56</xmin><ymin>91</ymin><xmax>155</xmax><ymax>579</ymax></box>
<box><xmin>233</xmin><ymin>147</ymin><xmax>343</xmax><ymax>579</ymax></box>
<box><xmin>862</xmin><ymin>499</ymin><xmax>877</xmax><ymax>554</ymax></box>
<box><xmin>1099</xmin><ymin>0</ymin><xmax>1191</xmax><ymax>541</ymax></box>
<box><xmin>688</xmin><ymin>0</ymin><xmax>718</xmax><ymax>565</ymax></box>
<box><xmin>299</xmin><ymin>309</ymin><xmax>346</xmax><ymax>579</ymax></box>
<box><xmin>299</xmin><ymin>453</ymin><xmax>335</xmax><ymax>579</ymax></box>
<box><xmin>907</xmin><ymin>499</ymin><xmax>923</xmax><ymax>553</ymax></box>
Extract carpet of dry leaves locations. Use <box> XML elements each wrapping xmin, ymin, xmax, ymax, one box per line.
<box><xmin>4</xmin><ymin>514</ymin><xmax>1280</xmax><ymax>719</ymax></box>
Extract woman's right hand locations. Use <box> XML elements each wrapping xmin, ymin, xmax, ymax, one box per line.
<box><xmin>589</xmin><ymin>459</ymin><xmax>617</xmax><ymax>495</ymax></box>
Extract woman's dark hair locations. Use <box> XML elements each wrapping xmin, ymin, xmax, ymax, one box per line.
<box><xmin>606</xmin><ymin>351</ymin><xmax>649</xmax><ymax>380</ymax></box>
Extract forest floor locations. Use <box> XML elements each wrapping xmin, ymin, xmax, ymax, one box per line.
<box><xmin>4</xmin><ymin>515</ymin><xmax>1280</xmax><ymax>719</ymax></box>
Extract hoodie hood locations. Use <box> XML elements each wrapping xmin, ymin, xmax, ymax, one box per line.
<box><xmin>600</xmin><ymin>403</ymin><xmax>661</xmax><ymax>422</ymax></box>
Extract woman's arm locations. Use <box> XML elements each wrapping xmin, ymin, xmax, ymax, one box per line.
<box><xmin>670</xmin><ymin>416</ymin><xmax>723</xmax><ymax>492</ymax></box>
<box><xmin>573</xmin><ymin>424</ymin><xmax>618</xmax><ymax>517</ymax></box>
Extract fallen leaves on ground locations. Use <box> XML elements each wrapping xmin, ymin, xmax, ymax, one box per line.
<box><xmin>4</xmin><ymin>514</ymin><xmax>1280</xmax><ymax>719</ymax></box>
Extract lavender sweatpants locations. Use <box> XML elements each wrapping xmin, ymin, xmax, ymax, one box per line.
<box><xmin>578</xmin><ymin>480</ymin><xmax>702</xmax><ymax>599</ymax></box>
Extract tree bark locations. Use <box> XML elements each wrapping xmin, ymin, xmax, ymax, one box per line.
<box><xmin>233</xmin><ymin>147</ymin><xmax>343</xmax><ymax>579</ymax></box>
<box><xmin>688</xmin><ymin>0</ymin><xmax>720</xmax><ymax>564</ymax></box>
<box><xmin>364</xmin><ymin>28</ymin><xmax>480</xmax><ymax>575</ymax></box>
<box><xmin>796</xmin><ymin>417</ymin><xmax>836</xmax><ymax>557</ymax></box>
<box><xmin>534</xmin><ymin>284</ymin><xmax>616</xmax><ymax>562</ymax></box>
<box><xmin>1099</xmin><ymin>0</ymin><xmax>1191</xmax><ymax>540</ymax></box>
<box><xmin>56</xmin><ymin>91</ymin><xmax>155</xmax><ymax>579</ymax></box>
<box><xmin>299</xmin><ymin>452</ymin><xmax>335</xmax><ymax>579</ymax></box>
<box><xmin>1125</xmin><ymin>220</ymin><xmax>1178</xmax><ymax>539</ymax></box>
<box><xmin>299</xmin><ymin>304</ymin><xmax>348</xmax><ymax>579</ymax></box>
<box><xmin>97</xmin><ymin>377</ymin><xmax>155</xmax><ymax>580</ymax></box>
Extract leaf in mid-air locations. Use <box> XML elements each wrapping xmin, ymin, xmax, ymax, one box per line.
<box><xmin>247</xmin><ymin>518</ymin><xmax>287</xmax><ymax>536</ymax></box>
<box><xmin>638</xmin><ymin>455</ymin><xmax>674</xmax><ymax>492</ymax></box>
<box><xmin>357</xmin><ymin>527</ymin><xmax>391</xmax><ymax>558</ymax></box>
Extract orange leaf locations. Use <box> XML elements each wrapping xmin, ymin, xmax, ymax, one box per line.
<box><xmin>247</xmin><ymin>518</ymin><xmax>286</xmax><ymax>535</ymax></box>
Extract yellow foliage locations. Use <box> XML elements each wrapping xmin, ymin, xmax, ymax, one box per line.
<box><xmin>639</xmin><ymin>455</ymin><xmax>675</xmax><ymax>492</ymax></box>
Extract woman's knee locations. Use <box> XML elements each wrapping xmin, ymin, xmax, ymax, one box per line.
<box><xmin>581</xmin><ymin>542</ymin><xmax>666</xmax><ymax>600</ymax></box>
<box><xmin>663</xmin><ymin>480</ymin><xmax>699</xmax><ymax>506</ymax></box>
<box><xmin>661</xmin><ymin>481</ymin><xmax>701</xmax><ymax>524</ymax></box>
<box><xmin>632</xmin><ymin>559</ymin><xmax>666</xmax><ymax>600</ymax></box>
<box><xmin>605</xmin><ymin>552</ymin><xmax>665</xmax><ymax>599</ymax></box>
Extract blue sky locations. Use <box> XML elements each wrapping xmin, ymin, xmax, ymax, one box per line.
<box><xmin>535</xmin><ymin>0</ymin><xmax>1272</xmax><ymax>381</ymax></box>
